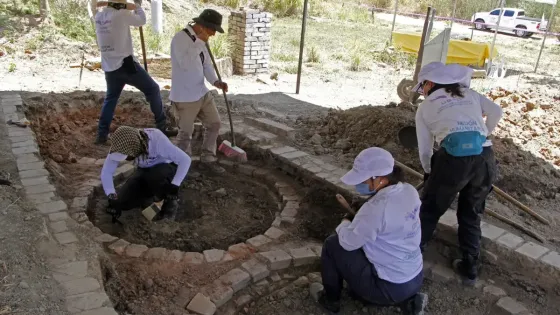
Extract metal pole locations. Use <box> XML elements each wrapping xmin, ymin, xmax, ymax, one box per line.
<box><xmin>426</xmin><ymin>9</ymin><xmax>436</xmax><ymax>44</ymax></box>
<box><xmin>487</xmin><ymin>0</ymin><xmax>505</xmax><ymax>74</ymax></box>
<box><xmin>450</xmin><ymin>0</ymin><xmax>457</xmax><ymax>29</ymax></box>
<box><xmin>409</xmin><ymin>7</ymin><xmax>433</xmax><ymax>102</ymax></box>
<box><xmin>389</xmin><ymin>0</ymin><xmax>399</xmax><ymax>43</ymax></box>
<box><xmin>534</xmin><ymin>1</ymin><xmax>557</xmax><ymax>73</ymax></box>
<box><xmin>295</xmin><ymin>0</ymin><xmax>309</xmax><ymax>95</ymax></box>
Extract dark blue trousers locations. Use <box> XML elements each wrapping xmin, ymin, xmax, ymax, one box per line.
<box><xmin>321</xmin><ymin>234</ymin><xmax>423</xmax><ymax>305</ymax></box>
<box><xmin>98</xmin><ymin>61</ymin><xmax>166</xmax><ymax>138</ymax></box>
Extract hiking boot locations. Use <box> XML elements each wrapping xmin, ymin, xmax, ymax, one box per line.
<box><xmin>399</xmin><ymin>293</ymin><xmax>428</xmax><ymax>315</ymax></box>
<box><xmin>452</xmin><ymin>255</ymin><xmax>479</xmax><ymax>286</ymax></box>
<box><xmin>153</xmin><ymin>198</ymin><xmax>178</xmax><ymax>221</ymax></box>
<box><xmin>95</xmin><ymin>135</ymin><xmax>108</xmax><ymax>145</ymax></box>
<box><xmin>201</xmin><ymin>155</ymin><xmax>226</xmax><ymax>174</ymax></box>
<box><xmin>310</xmin><ymin>283</ymin><xmax>340</xmax><ymax>314</ymax></box>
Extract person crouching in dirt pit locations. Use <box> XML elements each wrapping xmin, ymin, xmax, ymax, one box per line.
<box><xmin>100</xmin><ymin>126</ymin><xmax>191</xmax><ymax>221</ymax></box>
<box><xmin>310</xmin><ymin>147</ymin><xmax>428</xmax><ymax>315</ymax></box>
<box><xmin>413</xmin><ymin>62</ymin><xmax>502</xmax><ymax>286</ymax></box>
<box><xmin>93</xmin><ymin>0</ymin><xmax>177</xmax><ymax>145</ymax></box>
<box><xmin>169</xmin><ymin>9</ymin><xmax>228</xmax><ymax>173</ymax></box>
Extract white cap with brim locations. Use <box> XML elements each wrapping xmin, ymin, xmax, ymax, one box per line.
<box><xmin>341</xmin><ymin>147</ymin><xmax>395</xmax><ymax>186</ymax></box>
<box><xmin>412</xmin><ymin>62</ymin><xmax>474</xmax><ymax>94</ymax></box>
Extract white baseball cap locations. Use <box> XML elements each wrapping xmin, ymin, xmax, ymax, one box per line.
<box><xmin>341</xmin><ymin>147</ymin><xmax>395</xmax><ymax>185</ymax></box>
<box><xmin>412</xmin><ymin>62</ymin><xmax>473</xmax><ymax>94</ymax></box>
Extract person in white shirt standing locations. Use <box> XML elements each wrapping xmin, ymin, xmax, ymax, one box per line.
<box><xmin>311</xmin><ymin>148</ymin><xmax>427</xmax><ymax>315</ymax></box>
<box><xmin>169</xmin><ymin>9</ymin><xmax>228</xmax><ymax>172</ymax></box>
<box><xmin>100</xmin><ymin>126</ymin><xmax>191</xmax><ymax>221</ymax></box>
<box><xmin>413</xmin><ymin>62</ymin><xmax>502</xmax><ymax>285</ymax></box>
<box><xmin>94</xmin><ymin>0</ymin><xmax>176</xmax><ymax>145</ymax></box>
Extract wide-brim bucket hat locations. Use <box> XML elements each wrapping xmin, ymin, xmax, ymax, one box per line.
<box><xmin>193</xmin><ymin>9</ymin><xmax>224</xmax><ymax>33</ymax></box>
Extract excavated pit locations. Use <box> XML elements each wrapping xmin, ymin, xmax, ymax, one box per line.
<box><xmin>88</xmin><ymin>163</ymin><xmax>279</xmax><ymax>252</ymax></box>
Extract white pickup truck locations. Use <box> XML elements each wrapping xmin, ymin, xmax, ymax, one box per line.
<box><xmin>471</xmin><ymin>8</ymin><xmax>548</xmax><ymax>38</ymax></box>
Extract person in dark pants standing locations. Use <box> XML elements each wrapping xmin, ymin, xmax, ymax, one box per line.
<box><xmin>94</xmin><ymin>0</ymin><xmax>176</xmax><ymax>144</ymax></box>
<box><xmin>311</xmin><ymin>147</ymin><xmax>428</xmax><ymax>315</ymax></box>
<box><xmin>100</xmin><ymin>126</ymin><xmax>192</xmax><ymax>221</ymax></box>
<box><xmin>413</xmin><ymin>62</ymin><xmax>503</xmax><ymax>285</ymax></box>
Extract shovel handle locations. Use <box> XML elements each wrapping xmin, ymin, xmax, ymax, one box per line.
<box><xmin>205</xmin><ymin>42</ymin><xmax>236</xmax><ymax>147</ymax></box>
<box><xmin>336</xmin><ymin>194</ymin><xmax>355</xmax><ymax>215</ymax></box>
<box><xmin>139</xmin><ymin>26</ymin><xmax>148</xmax><ymax>71</ymax></box>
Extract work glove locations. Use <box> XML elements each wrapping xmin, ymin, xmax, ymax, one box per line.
<box><xmin>106</xmin><ymin>193</ymin><xmax>122</xmax><ymax>222</ymax></box>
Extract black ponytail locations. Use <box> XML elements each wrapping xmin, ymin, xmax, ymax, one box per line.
<box><xmin>427</xmin><ymin>83</ymin><xmax>465</xmax><ymax>98</ymax></box>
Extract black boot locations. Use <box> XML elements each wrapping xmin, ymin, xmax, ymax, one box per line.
<box><xmin>452</xmin><ymin>254</ymin><xmax>479</xmax><ymax>286</ymax></box>
<box><xmin>153</xmin><ymin>198</ymin><xmax>178</xmax><ymax>221</ymax></box>
<box><xmin>399</xmin><ymin>293</ymin><xmax>428</xmax><ymax>315</ymax></box>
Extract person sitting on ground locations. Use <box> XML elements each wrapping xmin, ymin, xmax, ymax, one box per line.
<box><xmin>413</xmin><ymin>62</ymin><xmax>502</xmax><ymax>286</ymax></box>
<box><xmin>93</xmin><ymin>0</ymin><xmax>177</xmax><ymax>144</ymax></box>
<box><xmin>311</xmin><ymin>147</ymin><xmax>427</xmax><ymax>315</ymax></box>
<box><xmin>169</xmin><ymin>9</ymin><xmax>228</xmax><ymax>173</ymax></box>
<box><xmin>100</xmin><ymin>126</ymin><xmax>191</xmax><ymax>221</ymax></box>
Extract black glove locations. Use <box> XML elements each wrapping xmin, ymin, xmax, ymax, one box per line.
<box><xmin>165</xmin><ymin>183</ymin><xmax>180</xmax><ymax>200</ymax></box>
<box><xmin>423</xmin><ymin>173</ymin><xmax>430</xmax><ymax>182</ymax></box>
<box><xmin>106</xmin><ymin>194</ymin><xmax>122</xmax><ymax>222</ymax></box>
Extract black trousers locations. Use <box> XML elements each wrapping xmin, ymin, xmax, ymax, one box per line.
<box><xmin>321</xmin><ymin>234</ymin><xmax>423</xmax><ymax>305</ymax></box>
<box><xmin>112</xmin><ymin>163</ymin><xmax>177</xmax><ymax>211</ymax></box>
<box><xmin>420</xmin><ymin>146</ymin><xmax>497</xmax><ymax>258</ymax></box>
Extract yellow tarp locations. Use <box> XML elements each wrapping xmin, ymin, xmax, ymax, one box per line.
<box><xmin>392</xmin><ymin>31</ymin><xmax>498</xmax><ymax>67</ymax></box>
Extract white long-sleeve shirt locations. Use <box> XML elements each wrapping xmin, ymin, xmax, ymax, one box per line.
<box><xmin>169</xmin><ymin>25</ymin><xmax>219</xmax><ymax>102</ymax></box>
<box><xmin>415</xmin><ymin>88</ymin><xmax>503</xmax><ymax>173</ymax></box>
<box><xmin>335</xmin><ymin>183</ymin><xmax>423</xmax><ymax>284</ymax></box>
<box><xmin>95</xmin><ymin>6</ymin><xmax>146</xmax><ymax>72</ymax></box>
<box><xmin>100</xmin><ymin>129</ymin><xmax>191</xmax><ymax>196</ymax></box>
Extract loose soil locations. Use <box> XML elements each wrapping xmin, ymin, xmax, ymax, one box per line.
<box><xmin>100</xmin><ymin>253</ymin><xmax>242</xmax><ymax>315</ymax></box>
<box><xmin>23</xmin><ymin>91</ymin><xmax>171</xmax><ymax>163</ymax></box>
<box><xmin>89</xmin><ymin>163</ymin><xmax>278</xmax><ymax>252</ymax></box>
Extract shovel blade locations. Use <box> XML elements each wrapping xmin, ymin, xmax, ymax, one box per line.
<box><xmin>398</xmin><ymin>126</ymin><xmax>418</xmax><ymax>149</ymax></box>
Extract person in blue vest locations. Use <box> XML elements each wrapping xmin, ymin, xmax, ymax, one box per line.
<box><xmin>311</xmin><ymin>147</ymin><xmax>427</xmax><ymax>315</ymax></box>
<box><xmin>413</xmin><ymin>62</ymin><xmax>503</xmax><ymax>285</ymax></box>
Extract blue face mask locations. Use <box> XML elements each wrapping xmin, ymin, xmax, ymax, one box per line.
<box><xmin>355</xmin><ymin>183</ymin><xmax>376</xmax><ymax>195</ymax></box>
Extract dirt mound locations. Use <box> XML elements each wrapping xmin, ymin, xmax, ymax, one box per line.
<box><xmin>489</xmin><ymin>87</ymin><xmax>560</xmax><ymax>167</ymax></box>
<box><xmin>89</xmin><ymin>163</ymin><xmax>278</xmax><ymax>252</ymax></box>
<box><xmin>295</xmin><ymin>103</ymin><xmax>421</xmax><ymax>177</ymax></box>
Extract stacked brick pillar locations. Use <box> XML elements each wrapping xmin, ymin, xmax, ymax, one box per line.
<box><xmin>228</xmin><ymin>8</ymin><xmax>272</xmax><ymax>74</ymax></box>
